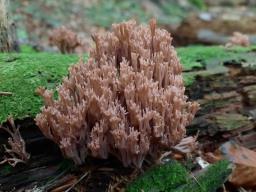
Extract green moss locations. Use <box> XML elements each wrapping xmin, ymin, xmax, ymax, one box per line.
<box><xmin>178</xmin><ymin>45</ymin><xmax>256</xmax><ymax>86</ymax></box>
<box><xmin>188</xmin><ymin>0</ymin><xmax>207</xmax><ymax>10</ymax></box>
<box><xmin>177</xmin><ymin>45</ymin><xmax>256</xmax><ymax>71</ymax></box>
<box><xmin>127</xmin><ymin>160</ymin><xmax>231</xmax><ymax>192</ymax></box>
<box><xmin>178</xmin><ymin>46</ymin><xmax>229</xmax><ymax>86</ymax></box>
<box><xmin>20</xmin><ymin>45</ymin><xmax>37</xmax><ymax>53</ymax></box>
<box><xmin>0</xmin><ymin>53</ymin><xmax>80</xmax><ymax>123</ymax></box>
<box><xmin>175</xmin><ymin>160</ymin><xmax>231</xmax><ymax>192</ymax></box>
<box><xmin>126</xmin><ymin>161</ymin><xmax>189</xmax><ymax>192</ymax></box>
<box><xmin>177</xmin><ymin>46</ymin><xmax>223</xmax><ymax>70</ymax></box>
<box><xmin>183</xmin><ymin>73</ymin><xmax>197</xmax><ymax>87</ymax></box>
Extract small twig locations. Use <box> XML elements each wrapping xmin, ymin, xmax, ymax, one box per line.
<box><xmin>0</xmin><ymin>91</ymin><xmax>13</xmax><ymax>96</ymax></box>
<box><xmin>64</xmin><ymin>171</ymin><xmax>89</xmax><ymax>192</ymax></box>
<box><xmin>223</xmin><ymin>184</ymin><xmax>227</xmax><ymax>192</ymax></box>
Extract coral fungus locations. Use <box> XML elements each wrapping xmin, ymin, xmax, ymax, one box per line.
<box><xmin>226</xmin><ymin>32</ymin><xmax>250</xmax><ymax>48</ymax></box>
<box><xmin>49</xmin><ymin>26</ymin><xmax>87</xmax><ymax>54</ymax></box>
<box><xmin>36</xmin><ymin>19</ymin><xmax>199</xmax><ymax>167</ymax></box>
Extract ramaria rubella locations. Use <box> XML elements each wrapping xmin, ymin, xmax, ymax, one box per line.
<box><xmin>225</xmin><ymin>32</ymin><xmax>250</xmax><ymax>48</ymax></box>
<box><xmin>36</xmin><ymin>19</ymin><xmax>199</xmax><ymax>168</ymax></box>
<box><xmin>49</xmin><ymin>26</ymin><xmax>87</xmax><ymax>54</ymax></box>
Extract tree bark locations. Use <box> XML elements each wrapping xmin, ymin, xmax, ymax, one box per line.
<box><xmin>0</xmin><ymin>0</ymin><xmax>19</xmax><ymax>52</ymax></box>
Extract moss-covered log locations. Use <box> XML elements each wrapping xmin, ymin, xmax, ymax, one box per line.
<box><xmin>126</xmin><ymin>160</ymin><xmax>232</xmax><ymax>192</ymax></box>
<box><xmin>0</xmin><ymin>45</ymin><xmax>256</xmax><ymax>191</ymax></box>
<box><xmin>1</xmin><ymin>45</ymin><xmax>256</xmax><ymax>124</ymax></box>
<box><xmin>0</xmin><ymin>53</ymin><xmax>81</xmax><ymax>123</ymax></box>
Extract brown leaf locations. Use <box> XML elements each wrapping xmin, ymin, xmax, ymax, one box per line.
<box><xmin>216</xmin><ymin>141</ymin><xmax>256</xmax><ymax>189</ymax></box>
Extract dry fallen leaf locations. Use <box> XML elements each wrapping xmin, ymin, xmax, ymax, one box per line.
<box><xmin>215</xmin><ymin>141</ymin><xmax>256</xmax><ymax>190</ymax></box>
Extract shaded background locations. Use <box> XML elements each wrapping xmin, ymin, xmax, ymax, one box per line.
<box><xmin>9</xmin><ymin>0</ymin><xmax>256</xmax><ymax>51</ymax></box>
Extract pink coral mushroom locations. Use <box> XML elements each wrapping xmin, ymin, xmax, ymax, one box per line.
<box><xmin>36</xmin><ymin>19</ymin><xmax>199</xmax><ymax>168</ymax></box>
<box><xmin>226</xmin><ymin>32</ymin><xmax>250</xmax><ymax>47</ymax></box>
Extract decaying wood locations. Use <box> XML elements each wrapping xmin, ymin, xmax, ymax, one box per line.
<box><xmin>0</xmin><ymin>50</ymin><xmax>256</xmax><ymax>191</ymax></box>
<box><xmin>187</xmin><ymin>55</ymin><xmax>256</xmax><ymax>152</ymax></box>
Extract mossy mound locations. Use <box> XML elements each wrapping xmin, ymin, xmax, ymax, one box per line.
<box><xmin>1</xmin><ymin>45</ymin><xmax>255</xmax><ymax>124</ymax></box>
<box><xmin>175</xmin><ymin>160</ymin><xmax>232</xmax><ymax>192</ymax></box>
<box><xmin>178</xmin><ymin>45</ymin><xmax>256</xmax><ymax>86</ymax></box>
<box><xmin>126</xmin><ymin>161</ymin><xmax>189</xmax><ymax>192</ymax></box>
<box><xmin>0</xmin><ymin>53</ymin><xmax>80</xmax><ymax>123</ymax></box>
<box><xmin>178</xmin><ymin>45</ymin><xmax>256</xmax><ymax>71</ymax></box>
<box><xmin>126</xmin><ymin>160</ymin><xmax>231</xmax><ymax>192</ymax></box>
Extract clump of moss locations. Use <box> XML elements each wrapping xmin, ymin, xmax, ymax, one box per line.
<box><xmin>175</xmin><ymin>160</ymin><xmax>231</xmax><ymax>192</ymax></box>
<box><xmin>126</xmin><ymin>160</ymin><xmax>231</xmax><ymax>192</ymax></box>
<box><xmin>177</xmin><ymin>45</ymin><xmax>256</xmax><ymax>71</ymax></box>
<box><xmin>188</xmin><ymin>0</ymin><xmax>207</xmax><ymax>10</ymax></box>
<box><xmin>178</xmin><ymin>45</ymin><xmax>256</xmax><ymax>86</ymax></box>
<box><xmin>20</xmin><ymin>44</ymin><xmax>37</xmax><ymax>53</ymax></box>
<box><xmin>126</xmin><ymin>161</ymin><xmax>189</xmax><ymax>192</ymax></box>
<box><xmin>0</xmin><ymin>53</ymin><xmax>80</xmax><ymax>123</ymax></box>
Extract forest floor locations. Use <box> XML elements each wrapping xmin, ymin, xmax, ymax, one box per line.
<box><xmin>1</xmin><ymin>0</ymin><xmax>256</xmax><ymax>191</ymax></box>
<box><xmin>0</xmin><ymin>45</ymin><xmax>256</xmax><ymax>191</ymax></box>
